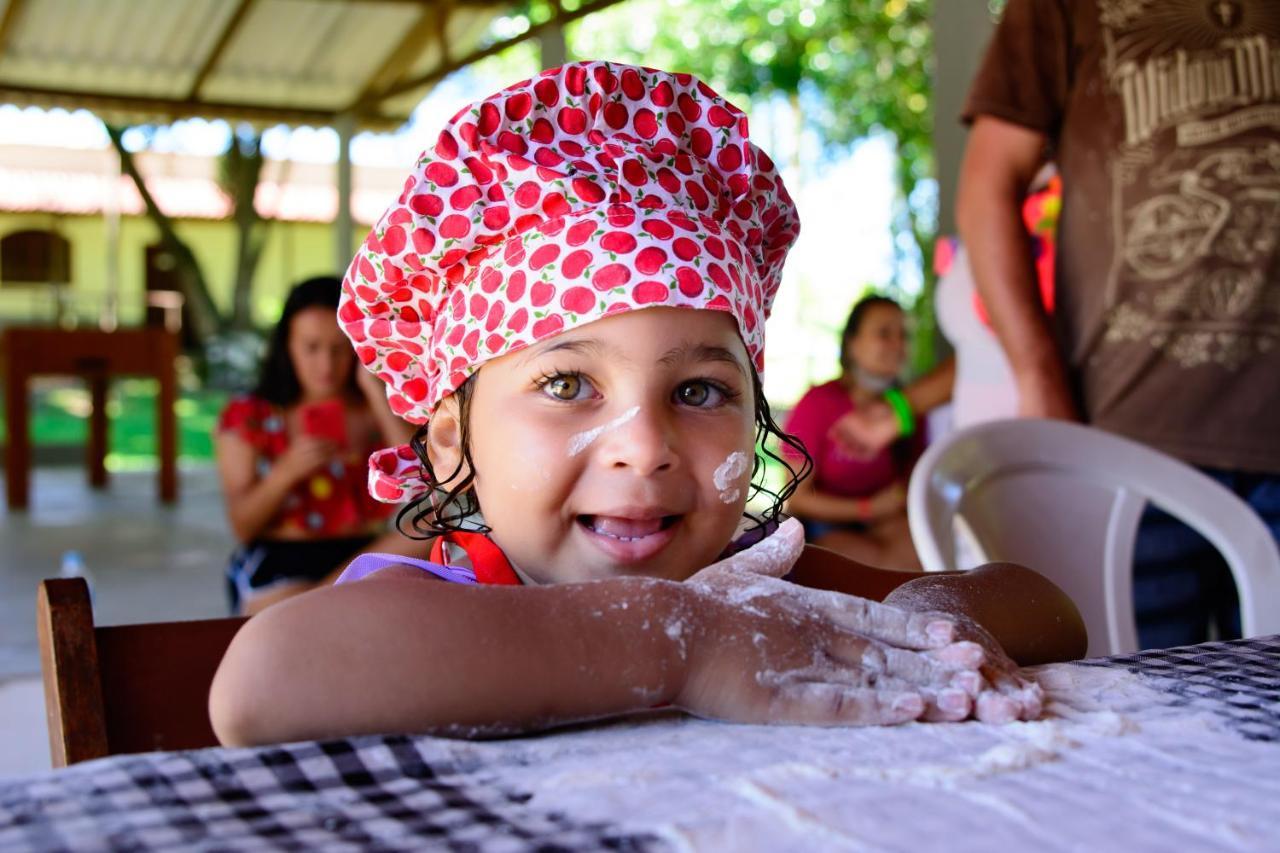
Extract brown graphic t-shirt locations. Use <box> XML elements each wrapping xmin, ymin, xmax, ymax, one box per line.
<box><xmin>964</xmin><ymin>0</ymin><xmax>1280</xmax><ymax>472</ymax></box>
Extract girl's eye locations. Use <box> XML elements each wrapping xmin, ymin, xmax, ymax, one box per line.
<box><xmin>675</xmin><ymin>380</ymin><xmax>725</xmax><ymax>408</ymax></box>
<box><xmin>539</xmin><ymin>373</ymin><xmax>593</xmax><ymax>401</ymax></box>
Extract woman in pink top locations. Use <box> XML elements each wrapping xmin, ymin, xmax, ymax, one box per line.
<box><xmin>784</xmin><ymin>295</ymin><xmax>922</xmax><ymax>569</ymax></box>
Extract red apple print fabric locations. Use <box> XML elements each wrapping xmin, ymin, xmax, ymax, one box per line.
<box><xmin>341</xmin><ymin>61</ymin><xmax>800</xmax><ymax>503</ymax></box>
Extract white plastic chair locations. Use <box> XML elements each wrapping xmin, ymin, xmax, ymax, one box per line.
<box><xmin>907</xmin><ymin>418</ymin><xmax>1280</xmax><ymax>657</ymax></box>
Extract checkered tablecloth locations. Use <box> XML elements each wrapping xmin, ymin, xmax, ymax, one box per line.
<box><xmin>1079</xmin><ymin>634</ymin><xmax>1280</xmax><ymax>743</ymax></box>
<box><xmin>2</xmin><ymin>635</ymin><xmax>1277</xmax><ymax>852</ymax></box>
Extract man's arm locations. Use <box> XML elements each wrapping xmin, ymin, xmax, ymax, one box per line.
<box><xmin>789</xmin><ymin>544</ymin><xmax>1087</xmax><ymax>665</ymax></box>
<box><xmin>956</xmin><ymin>116</ymin><xmax>1076</xmax><ymax>420</ymax></box>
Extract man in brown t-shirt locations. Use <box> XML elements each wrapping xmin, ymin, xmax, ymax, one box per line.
<box><xmin>957</xmin><ymin>0</ymin><xmax>1279</xmax><ymax>648</ymax></box>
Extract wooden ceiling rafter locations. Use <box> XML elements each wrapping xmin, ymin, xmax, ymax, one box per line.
<box><xmin>186</xmin><ymin>0</ymin><xmax>258</xmax><ymax>102</ymax></box>
<box><xmin>0</xmin><ymin>81</ymin><xmax>404</xmax><ymax>129</ymax></box>
<box><xmin>347</xmin><ymin>0</ymin><xmax>447</xmax><ymax>113</ymax></box>
<box><xmin>365</xmin><ymin>0</ymin><xmax>630</xmax><ymax>108</ymax></box>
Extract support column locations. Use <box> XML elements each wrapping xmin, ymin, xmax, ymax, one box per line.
<box><xmin>335</xmin><ymin>113</ymin><xmax>355</xmax><ymax>273</ymax></box>
<box><xmin>933</xmin><ymin>4</ymin><xmax>998</xmax><ymax>237</ymax></box>
<box><xmin>539</xmin><ymin>6</ymin><xmax>566</xmax><ymax>69</ymax></box>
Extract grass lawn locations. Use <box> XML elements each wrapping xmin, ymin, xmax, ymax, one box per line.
<box><xmin>0</xmin><ymin>378</ymin><xmax>229</xmax><ymax>469</ymax></box>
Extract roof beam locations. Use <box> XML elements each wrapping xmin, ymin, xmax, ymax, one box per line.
<box><xmin>0</xmin><ymin>82</ymin><xmax>407</xmax><ymax>130</ymax></box>
<box><xmin>365</xmin><ymin>0</ymin><xmax>630</xmax><ymax>107</ymax></box>
<box><xmin>187</xmin><ymin>0</ymin><xmax>257</xmax><ymax>102</ymax></box>
<box><xmin>0</xmin><ymin>0</ymin><xmax>29</xmax><ymax>61</ymax></box>
<box><xmin>348</xmin><ymin>0</ymin><xmax>445</xmax><ymax>111</ymax></box>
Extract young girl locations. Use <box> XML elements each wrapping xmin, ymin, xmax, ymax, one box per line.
<box><xmin>216</xmin><ymin>277</ymin><xmax>422</xmax><ymax>615</ymax></box>
<box><xmin>784</xmin><ymin>295</ymin><xmax>922</xmax><ymax>569</ymax></box>
<box><xmin>211</xmin><ymin>62</ymin><xmax>1085</xmax><ymax>746</ymax></box>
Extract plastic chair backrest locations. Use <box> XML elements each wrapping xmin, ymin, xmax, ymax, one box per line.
<box><xmin>907</xmin><ymin>418</ymin><xmax>1280</xmax><ymax>657</ymax></box>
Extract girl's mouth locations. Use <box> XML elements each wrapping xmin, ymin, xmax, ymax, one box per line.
<box><xmin>576</xmin><ymin>514</ymin><xmax>681</xmax><ymax>562</ymax></box>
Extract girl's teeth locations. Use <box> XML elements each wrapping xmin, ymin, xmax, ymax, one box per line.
<box><xmin>590</xmin><ymin>516</ymin><xmax>664</xmax><ymax>538</ymax></box>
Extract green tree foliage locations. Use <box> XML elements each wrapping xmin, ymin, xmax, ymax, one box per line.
<box><xmin>562</xmin><ymin>0</ymin><xmax>939</xmax><ymax>365</ymax></box>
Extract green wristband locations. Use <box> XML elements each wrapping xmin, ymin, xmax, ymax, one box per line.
<box><xmin>883</xmin><ymin>387</ymin><xmax>915</xmax><ymax>438</ymax></box>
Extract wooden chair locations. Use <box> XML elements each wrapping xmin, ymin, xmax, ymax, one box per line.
<box><xmin>37</xmin><ymin>578</ymin><xmax>247</xmax><ymax>767</ymax></box>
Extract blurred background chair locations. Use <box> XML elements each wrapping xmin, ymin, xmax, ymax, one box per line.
<box><xmin>37</xmin><ymin>578</ymin><xmax>245</xmax><ymax>767</ymax></box>
<box><xmin>907</xmin><ymin>419</ymin><xmax>1280</xmax><ymax>657</ymax></box>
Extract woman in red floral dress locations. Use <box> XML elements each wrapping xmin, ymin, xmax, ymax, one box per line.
<box><xmin>216</xmin><ymin>276</ymin><xmax>420</xmax><ymax>615</ymax></box>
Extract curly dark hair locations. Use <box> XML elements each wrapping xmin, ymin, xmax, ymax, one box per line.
<box><xmin>252</xmin><ymin>275</ymin><xmax>359</xmax><ymax>407</ymax></box>
<box><xmin>396</xmin><ymin>367</ymin><xmax>812</xmax><ymax>539</ymax></box>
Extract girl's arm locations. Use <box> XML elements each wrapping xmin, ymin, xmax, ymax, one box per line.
<box><xmin>789</xmin><ymin>544</ymin><xmax>1088</xmax><ymax>666</ymax></box>
<box><xmin>784</xmin><ymin>478</ymin><xmax>905</xmax><ymax>524</ymax></box>
<box><xmin>210</xmin><ymin>522</ymin><xmax>1017</xmax><ymax>746</ymax></box>
<box><xmin>216</xmin><ymin>431</ymin><xmax>334</xmax><ymax>542</ymax></box>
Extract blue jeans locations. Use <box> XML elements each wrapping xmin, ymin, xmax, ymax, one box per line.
<box><xmin>1133</xmin><ymin>470</ymin><xmax>1280</xmax><ymax>650</ymax></box>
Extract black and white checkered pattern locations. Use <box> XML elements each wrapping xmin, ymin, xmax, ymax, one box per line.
<box><xmin>1080</xmin><ymin>634</ymin><xmax>1280</xmax><ymax>743</ymax></box>
<box><xmin>4</xmin><ymin>637</ymin><xmax>1278</xmax><ymax>851</ymax></box>
<box><xmin>0</xmin><ymin>736</ymin><xmax>660</xmax><ymax>851</ymax></box>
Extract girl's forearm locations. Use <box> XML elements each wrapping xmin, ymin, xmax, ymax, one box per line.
<box><xmin>209</xmin><ymin>573</ymin><xmax>692</xmax><ymax>746</ymax></box>
<box><xmin>882</xmin><ymin>563</ymin><xmax>1088</xmax><ymax>665</ymax></box>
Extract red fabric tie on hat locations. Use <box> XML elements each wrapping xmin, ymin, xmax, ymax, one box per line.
<box><xmin>428</xmin><ymin>530</ymin><xmax>521</xmax><ymax>585</ymax></box>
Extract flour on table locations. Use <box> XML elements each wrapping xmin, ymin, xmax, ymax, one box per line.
<box><xmin>413</xmin><ymin>661</ymin><xmax>1275</xmax><ymax>851</ymax></box>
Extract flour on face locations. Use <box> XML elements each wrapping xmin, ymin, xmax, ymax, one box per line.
<box><xmin>568</xmin><ymin>406</ymin><xmax>640</xmax><ymax>457</ymax></box>
<box><xmin>712</xmin><ymin>451</ymin><xmax>751</xmax><ymax>503</ymax></box>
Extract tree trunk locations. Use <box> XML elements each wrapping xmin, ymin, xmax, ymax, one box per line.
<box><xmin>222</xmin><ymin>134</ymin><xmax>271</xmax><ymax>331</ymax></box>
<box><xmin>106</xmin><ymin>125</ymin><xmax>225</xmax><ymax>346</ymax></box>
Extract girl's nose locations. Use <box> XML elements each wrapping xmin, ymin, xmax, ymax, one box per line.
<box><xmin>595</xmin><ymin>405</ymin><xmax>679</xmax><ymax>475</ymax></box>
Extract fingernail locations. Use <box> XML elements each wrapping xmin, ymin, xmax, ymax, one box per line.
<box><xmin>926</xmin><ymin>620</ymin><xmax>954</xmax><ymax>644</ymax></box>
<box><xmin>977</xmin><ymin>693</ymin><xmax>1017</xmax><ymax>724</ymax></box>
<box><xmin>940</xmin><ymin>689</ymin><xmax>969</xmax><ymax>713</ymax></box>
<box><xmin>892</xmin><ymin>694</ymin><xmax>924</xmax><ymax>716</ymax></box>
<box><xmin>953</xmin><ymin>671</ymin><xmax>982</xmax><ymax>695</ymax></box>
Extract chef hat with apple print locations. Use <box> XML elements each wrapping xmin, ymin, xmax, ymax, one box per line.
<box><xmin>340</xmin><ymin>60</ymin><xmax>800</xmax><ymax>503</ymax></box>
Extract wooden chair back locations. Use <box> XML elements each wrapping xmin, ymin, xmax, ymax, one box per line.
<box><xmin>37</xmin><ymin>578</ymin><xmax>247</xmax><ymax>767</ymax></box>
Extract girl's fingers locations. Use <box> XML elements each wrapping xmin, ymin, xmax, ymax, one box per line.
<box><xmin>925</xmin><ymin>640</ymin><xmax>987</xmax><ymax>669</ymax></box>
<box><xmin>767</xmin><ymin>682</ymin><xmax>926</xmax><ymax>726</ymax></box>
<box><xmin>919</xmin><ymin>686</ymin><xmax>974</xmax><ymax>722</ymax></box>
<box><xmin>815</xmin><ymin>594</ymin><xmax>959</xmax><ymax>650</ymax></box>
<box><xmin>974</xmin><ymin>666</ymin><xmax>1044</xmax><ymax>722</ymax></box>
<box><xmin>834</xmin><ymin>639</ymin><xmax>974</xmax><ymax>689</ymax></box>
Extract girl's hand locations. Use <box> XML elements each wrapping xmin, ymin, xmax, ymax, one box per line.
<box><xmin>273</xmin><ymin>435</ymin><xmax>336</xmax><ymax>486</ymax></box>
<box><xmin>941</xmin><ymin>612</ymin><xmax>1045</xmax><ymax>723</ymax></box>
<box><xmin>673</xmin><ymin>519</ymin><xmax>988</xmax><ymax>726</ymax></box>
<box><xmin>829</xmin><ymin>401</ymin><xmax>899</xmax><ymax>458</ymax></box>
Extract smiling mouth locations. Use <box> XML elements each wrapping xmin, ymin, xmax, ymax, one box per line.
<box><xmin>577</xmin><ymin>514</ymin><xmax>681</xmax><ymax>541</ymax></box>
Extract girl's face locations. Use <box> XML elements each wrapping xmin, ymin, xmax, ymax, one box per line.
<box><xmin>288</xmin><ymin>306</ymin><xmax>355</xmax><ymax>401</ymax></box>
<box><xmin>431</xmin><ymin>307</ymin><xmax>757</xmax><ymax>584</ymax></box>
<box><xmin>846</xmin><ymin>303</ymin><xmax>907</xmax><ymax>379</ymax></box>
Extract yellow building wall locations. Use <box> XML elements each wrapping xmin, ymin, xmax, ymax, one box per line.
<box><xmin>0</xmin><ymin>212</ymin><xmax>359</xmax><ymax>329</ymax></box>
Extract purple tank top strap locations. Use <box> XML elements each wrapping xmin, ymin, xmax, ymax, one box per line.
<box><xmin>336</xmin><ymin>553</ymin><xmax>478</xmax><ymax>585</ymax></box>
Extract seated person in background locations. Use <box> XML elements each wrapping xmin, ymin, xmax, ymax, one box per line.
<box><xmin>831</xmin><ymin>168</ymin><xmax>1060</xmax><ymax>456</ymax></box>
<box><xmin>783</xmin><ymin>295</ymin><xmax>922</xmax><ymax>569</ymax></box>
<box><xmin>216</xmin><ymin>276</ymin><xmax>421</xmax><ymax>616</ymax></box>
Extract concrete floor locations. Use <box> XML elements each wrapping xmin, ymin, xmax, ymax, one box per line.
<box><xmin>0</xmin><ymin>464</ymin><xmax>232</xmax><ymax>778</ymax></box>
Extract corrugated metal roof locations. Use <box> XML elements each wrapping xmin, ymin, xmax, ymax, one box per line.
<box><xmin>0</xmin><ymin>0</ymin><xmax>513</xmax><ymax>130</ymax></box>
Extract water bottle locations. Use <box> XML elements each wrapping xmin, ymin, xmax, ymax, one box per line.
<box><xmin>59</xmin><ymin>550</ymin><xmax>95</xmax><ymax>602</ymax></box>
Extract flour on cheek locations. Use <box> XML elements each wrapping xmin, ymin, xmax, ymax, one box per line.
<box><xmin>712</xmin><ymin>451</ymin><xmax>751</xmax><ymax>504</ymax></box>
<box><xmin>568</xmin><ymin>406</ymin><xmax>641</xmax><ymax>457</ymax></box>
